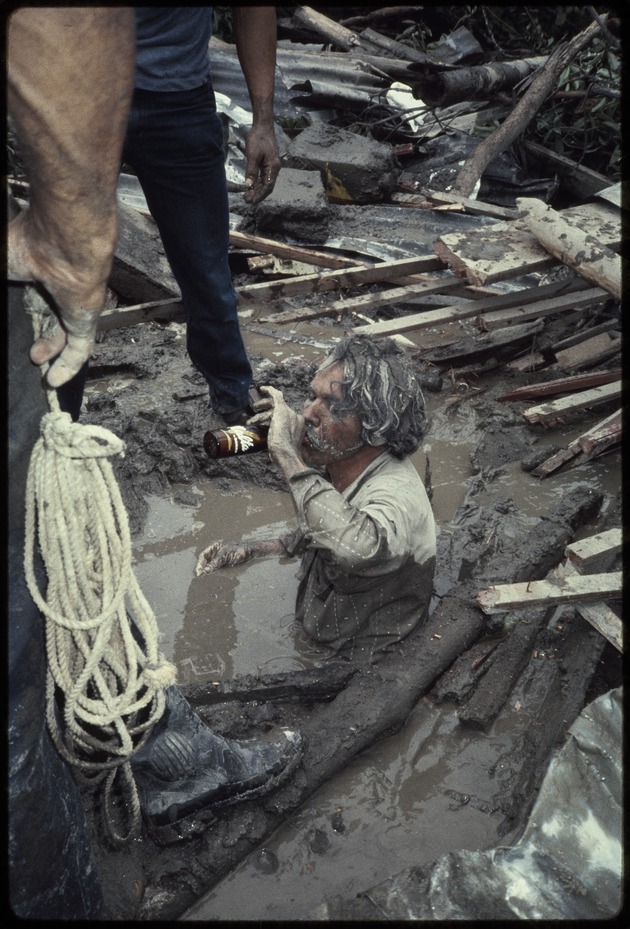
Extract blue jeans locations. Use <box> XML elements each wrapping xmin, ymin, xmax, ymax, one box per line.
<box><xmin>8</xmin><ymin>284</ymin><xmax>103</xmax><ymax>918</ymax></box>
<box><xmin>122</xmin><ymin>81</ymin><xmax>252</xmax><ymax>416</ymax></box>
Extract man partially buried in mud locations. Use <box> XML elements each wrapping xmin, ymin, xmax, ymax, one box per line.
<box><xmin>196</xmin><ymin>334</ymin><xmax>436</xmax><ymax>664</ymax></box>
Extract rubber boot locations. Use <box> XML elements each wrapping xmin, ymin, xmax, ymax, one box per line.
<box><xmin>131</xmin><ymin>687</ymin><xmax>303</xmax><ymax>843</ymax></box>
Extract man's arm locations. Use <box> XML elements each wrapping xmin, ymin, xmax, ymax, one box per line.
<box><xmin>195</xmin><ymin>538</ymin><xmax>289</xmax><ymax>575</ymax></box>
<box><xmin>7</xmin><ymin>8</ymin><xmax>135</xmax><ymax>387</ymax></box>
<box><xmin>233</xmin><ymin>6</ymin><xmax>281</xmax><ymax>204</ymax></box>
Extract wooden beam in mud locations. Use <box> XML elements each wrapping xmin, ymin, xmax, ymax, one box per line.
<box><xmin>565</xmin><ymin>528</ymin><xmax>622</xmax><ymax>568</ymax></box>
<box><xmin>457</xmin><ymin>606</ymin><xmax>550</xmax><ymax>731</ymax></box>
<box><xmin>236</xmin><ymin>255</ymin><xmax>444</xmax><ymax>304</ymax></box>
<box><xmin>555</xmin><ymin>560</ymin><xmax>622</xmax><ymax>652</ymax></box>
<box><xmin>476</xmin><ymin>285</ymin><xmax>607</xmax><ymax>330</ymax></box>
<box><xmin>99</xmin><ymin>298</ymin><xmax>185</xmax><ymax>330</ymax></box>
<box><xmin>476</xmin><ymin>571</ymin><xmax>622</xmax><ymax>613</ymax></box>
<box><xmin>531</xmin><ymin>408</ymin><xmax>622</xmax><ymax>478</ymax></box>
<box><xmin>353</xmin><ymin>277</ymin><xmax>593</xmax><ymax>338</ymax></box>
<box><xmin>522</xmin><ymin>379</ymin><xmax>622</xmax><ymax>424</ymax></box>
<box><xmin>497</xmin><ymin>369</ymin><xmax>622</xmax><ymax>402</ymax></box>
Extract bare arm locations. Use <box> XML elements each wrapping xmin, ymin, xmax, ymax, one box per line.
<box><xmin>233</xmin><ymin>6</ymin><xmax>281</xmax><ymax>204</ymax></box>
<box><xmin>7</xmin><ymin>8</ymin><xmax>135</xmax><ymax>387</ymax></box>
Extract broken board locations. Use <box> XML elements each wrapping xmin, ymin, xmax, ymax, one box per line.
<box><xmin>434</xmin><ymin>200</ymin><xmax>620</xmax><ymax>286</ymax></box>
<box><xmin>476</xmin><ymin>572</ymin><xmax>622</xmax><ymax>612</ymax></box>
<box><xmin>522</xmin><ymin>379</ymin><xmax>622</xmax><ymax>424</ymax></box>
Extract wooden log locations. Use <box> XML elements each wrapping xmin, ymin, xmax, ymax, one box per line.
<box><xmin>180</xmin><ymin>665</ymin><xmax>357</xmax><ymax>706</ymax></box>
<box><xmin>359</xmin><ymin>25</ymin><xmax>453</xmax><ymax>67</ymax></box>
<box><xmin>291</xmin><ymin>5</ymin><xmax>387</xmax><ymax>55</ymax></box>
<box><xmin>476</xmin><ymin>571</ymin><xmax>622</xmax><ymax>613</ymax></box>
<box><xmin>434</xmin><ymin>200</ymin><xmax>620</xmax><ymax>286</ymax></box>
<box><xmin>522</xmin><ymin>379</ymin><xmax>621</xmax><ymax>424</ymax></box>
<box><xmin>517</xmin><ymin>197</ymin><xmax>622</xmax><ymax>299</ymax></box>
<box><xmin>430</xmin><ymin>637</ymin><xmax>502</xmax><ymax>705</ymax></box>
<box><xmin>547</xmin><ymin>319</ymin><xmax>620</xmax><ymax>356</ymax></box>
<box><xmin>452</xmin><ymin>17</ymin><xmax>607</xmax><ymax>197</ymax></box>
<box><xmin>413</xmin><ymin>57</ymin><xmax>548</xmax><ymax>107</ymax></box>
<box><xmin>531</xmin><ymin>408</ymin><xmax>622</xmax><ymax>478</ymax></box>
<box><xmin>559</xmin><ymin>339</ymin><xmax>621</xmax><ymax>373</ymax></box>
<box><xmin>457</xmin><ymin>607</ymin><xmax>549</xmax><ymax>731</ymax></box>
<box><xmin>497</xmin><ymin>369</ymin><xmax>622</xmax><ymax>402</ymax></box>
<box><xmin>340</xmin><ymin>7</ymin><xmax>424</xmax><ymax>29</ymax></box>
<box><xmin>574</xmin><ymin>602</ymin><xmax>622</xmax><ymax>652</ymax></box>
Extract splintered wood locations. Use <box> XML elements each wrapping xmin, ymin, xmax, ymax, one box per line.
<box><xmin>433</xmin><ymin>200</ymin><xmax>620</xmax><ymax>287</ymax></box>
<box><xmin>476</xmin><ymin>528</ymin><xmax>622</xmax><ymax>651</ymax></box>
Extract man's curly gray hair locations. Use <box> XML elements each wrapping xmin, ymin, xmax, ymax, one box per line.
<box><xmin>319</xmin><ymin>334</ymin><xmax>426</xmax><ymax>459</ymax></box>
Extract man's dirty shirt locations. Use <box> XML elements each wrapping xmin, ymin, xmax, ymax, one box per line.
<box><xmin>282</xmin><ymin>452</ymin><xmax>436</xmax><ymax>662</ymax></box>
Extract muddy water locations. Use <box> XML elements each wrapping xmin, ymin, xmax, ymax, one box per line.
<box><xmin>127</xmin><ymin>373</ymin><xmax>618</xmax><ymax>919</ymax></box>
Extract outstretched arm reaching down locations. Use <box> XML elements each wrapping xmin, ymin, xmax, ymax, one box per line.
<box><xmin>7</xmin><ymin>8</ymin><xmax>135</xmax><ymax>387</ymax></box>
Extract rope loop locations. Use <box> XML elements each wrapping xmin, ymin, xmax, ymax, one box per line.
<box><xmin>40</xmin><ymin>410</ymin><xmax>126</xmax><ymax>460</ymax></box>
<box><xmin>24</xmin><ymin>302</ymin><xmax>174</xmax><ymax>845</ymax></box>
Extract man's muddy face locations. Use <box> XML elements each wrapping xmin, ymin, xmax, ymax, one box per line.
<box><xmin>301</xmin><ymin>362</ymin><xmax>363</xmax><ymax>467</ymax></box>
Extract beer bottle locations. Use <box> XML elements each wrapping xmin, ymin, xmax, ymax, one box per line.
<box><xmin>204</xmin><ymin>423</ymin><xmax>268</xmax><ymax>459</ymax></box>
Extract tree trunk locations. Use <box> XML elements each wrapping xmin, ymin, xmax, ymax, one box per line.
<box><xmin>452</xmin><ymin>17</ymin><xmax>606</xmax><ymax>198</ymax></box>
<box><xmin>413</xmin><ymin>57</ymin><xmax>548</xmax><ymax>107</ymax></box>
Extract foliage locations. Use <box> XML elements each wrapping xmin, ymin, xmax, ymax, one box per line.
<box><xmin>409</xmin><ymin>6</ymin><xmax>621</xmax><ymax>179</ymax></box>
<box><xmin>212</xmin><ymin>7</ymin><xmax>234</xmax><ymax>42</ymax></box>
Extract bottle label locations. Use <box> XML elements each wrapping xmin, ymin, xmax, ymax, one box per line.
<box><xmin>226</xmin><ymin>426</ymin><xmax>263</xmax><ymax>454</ymax></box>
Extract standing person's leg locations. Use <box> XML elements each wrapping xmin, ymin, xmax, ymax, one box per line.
<box><xmin>123</xmin><ymin>83</ymin><xmax>253</xmax><ymax>420</ymax></box>
<box><xmin>8</xmin><ymin>283</ymin><xmax>103</xmax><ymax>919</ymax></box>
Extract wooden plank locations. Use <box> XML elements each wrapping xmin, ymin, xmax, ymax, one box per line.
<box><xmin>434</xmin><ymin>200</ymin><xmax>620</xmax><ymax>286</ymax></box>
<box><xmin>521</xmin><ymin>140</ymin><xmax>610</xmax><ymax>199</ymax></box>
<box><xmin>391</xmin><ymin>190</ymin><xmax>519</xmax><ymax>221</ymax></box>
<box><xmin>477</xmin><ymin>285</ymin><xmax>607</xmax><ymax>330</ymax></box>
<box><xmin>554</xmin><ymin>558</ymin><xmax>622</xmax><ymax>652</ymax></box>
<box><xmin>522</xmin><ymin>379</ymin><xmax>622</xmax><ymax>424</ymax></box>
<box><xmin>229</xmin><ymin>230</ymin><xmax>365</xmax><ymax>269</ymax></box>
<box><xmin>575</xmin><ymin>601</ymin><xmax>623</xmax><ymax>652</ymax></box>
<box><xmin>506</xmin><ymin>352</ymin><xmax>548</xmax><ymax>374</ymax></box>
<box><xmin>476</xmin><ymin>571</ymin><xmax>622</xmax><ymax>613</ymax></box>
<box><xmin>236</xmin><ymin>255</ymin><xmax>443</xmax><ymax>304</ymax></box>
<box><xmin>565</xmin><ymin>528</ymin><xmax>622</xmax><ymax>567</ymax></box>
<box><xmin>531</xmin><ymin>409</ymin><xmax>622</xmax><ymax>478</ymax></box>
<box><xmin>553</xmin><ymin>331</ymin><xmax>617</xmax><ymax>368</ymax></box>
<box><xmin>353</xmin><ymin>278</ymin><xmax>592</xmax><ymax>338</ymax></box>
<box><xmin>498</xmin><ymin>369</ymin><xmax>622</xmax><ymax>402</ymax></box>
<box><xmin>99</xmin><ymin>298</ymin><xmax>185</xmax><ymax>331</ymax></box>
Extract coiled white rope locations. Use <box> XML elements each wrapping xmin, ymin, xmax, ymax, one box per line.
<box><xmin>23</xmin><ymin>303</ymin><xmax>177</xmax><ymax>845</ymax></box>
